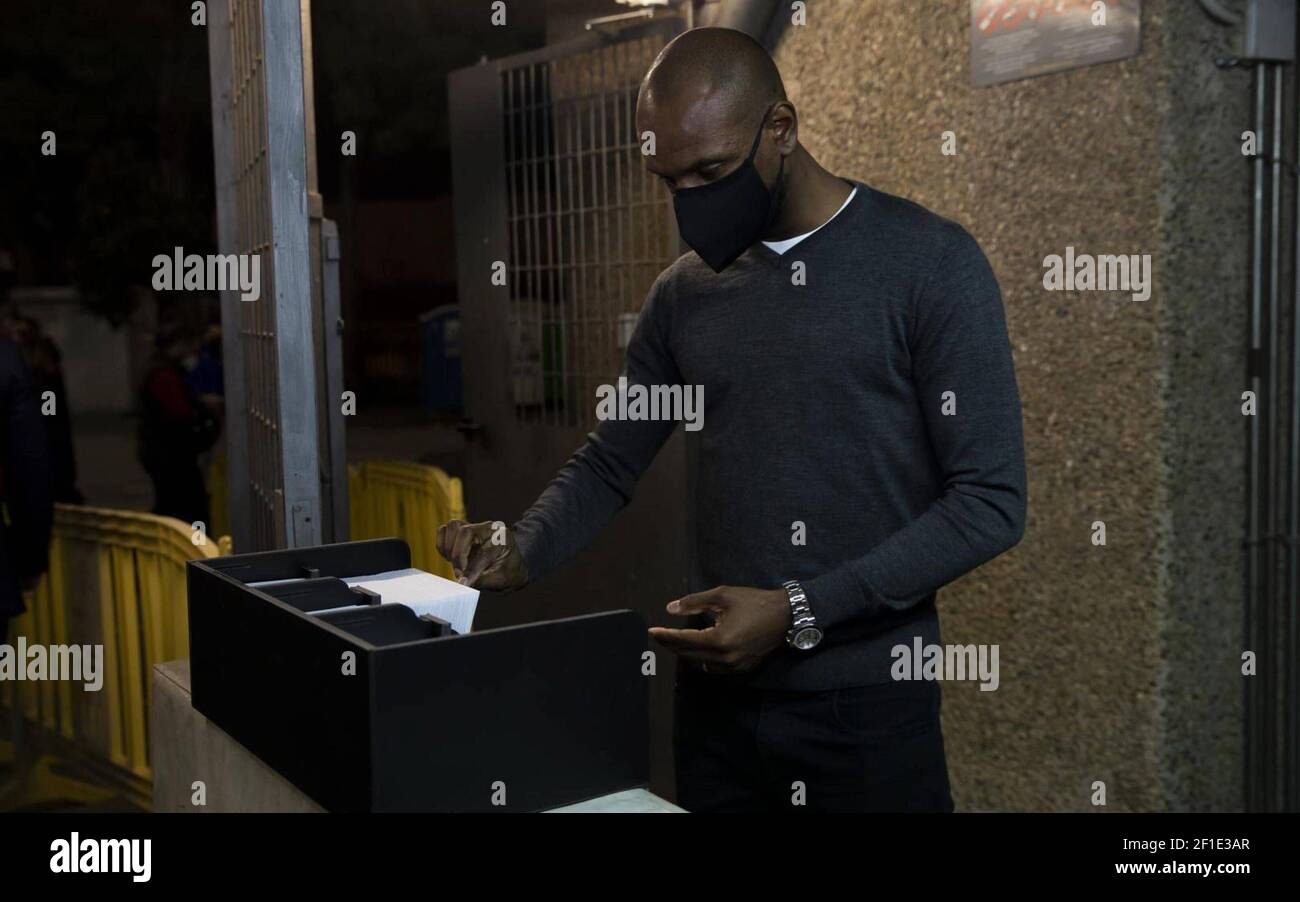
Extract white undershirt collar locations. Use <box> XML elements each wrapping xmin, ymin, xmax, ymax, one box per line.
<box><xmin>761</xmin><ymin>186</ymin><xmax>858</xmax><ymax>255</ymax></box>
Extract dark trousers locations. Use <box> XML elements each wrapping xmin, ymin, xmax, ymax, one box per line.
<box><xmin>674</xmin><ymin>675</ymin><xmax>955</xmax><ymax>813</ymax></box>
<box><xmin>143</xmin><ymin>456</ymin><xmax>209</xmax><ymax>528</ymax></box>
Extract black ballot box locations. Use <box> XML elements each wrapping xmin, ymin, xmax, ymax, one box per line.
<box><xmin>186</xmin><ymin>537</ymin><xmax>650</xmax><ymax>812</ymax></box>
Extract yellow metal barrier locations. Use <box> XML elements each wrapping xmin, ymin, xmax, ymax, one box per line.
<box><xmin>209</xmin><ymin>457</ymin><xmax>461</xmax><ymax>576</ymax></box>
<box><xmin>348</xmin><ymin>461</ymin><xmax>465</xmax><ymax>580</ymax></box>
<box><xmin>0</xmin><ymin>463</ymin><xmax>459</xmax><ymax>804</ymax></box>
<box><xmin>1</xmin><ymin>504</ymin><xmax>225</xmax><ymax>783</ymax></box>
<box><xmin>208</xmin><ymin>451</ymin><xmax>229</xmax><ymax>539</ymax></box>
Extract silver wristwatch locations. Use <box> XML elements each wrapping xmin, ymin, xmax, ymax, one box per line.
<box><xmin>782</xmin><ymin>580</ymin><xmax>823</xmax><ymax>651</ymax></box>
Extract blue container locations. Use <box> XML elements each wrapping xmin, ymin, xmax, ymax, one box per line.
<box><xmin>419</xmin><ymin>304</ymin><xmax>463</xmax><ymax>414</ymax></box>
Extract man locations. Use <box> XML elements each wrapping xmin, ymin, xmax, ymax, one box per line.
<box><xmin>438</xmin><ymin>27</ymin><xmax>1026</xmax><ymax>812</ymax></box>
<box><xmin>136</xmin><ymin>322</ymin><xmax>219</xmax><ymax>527</ymax></box>
<box><xmin>0</xmin><ymin>334</ymin><xmax>53</xmax><ymax>645</ymax></box>
<box><xmin>0</xmin><ymin>311</ymin><xmax>83</xmax><ymax>504</ymax></box>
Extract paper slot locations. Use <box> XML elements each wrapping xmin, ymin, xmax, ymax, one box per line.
<box><xmin>340</xmin><ymin>568</ymin><xmax>479</xmax><ymax>636</ymax></box>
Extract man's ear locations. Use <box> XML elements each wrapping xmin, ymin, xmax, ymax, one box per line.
<box><xmin>773</xmin><ymin>100</ymin><xmax>798</xmax><ymax>154</ymax></box>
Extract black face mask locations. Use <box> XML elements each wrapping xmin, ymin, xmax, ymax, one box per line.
<box><xmin>672</xmin><ymin>107</ymin><xmax>785</xmax><ymax>273</ymax></box>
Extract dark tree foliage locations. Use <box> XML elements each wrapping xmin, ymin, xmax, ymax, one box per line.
<box><xmin>0</xmin><ymin>1</ymin><xmax>212</xmax><ymax>325</ymax></box>
<box><xmin>0</xmin><ymin>0</ymin><xmax>583</xmax><ymax>325</ymax></box>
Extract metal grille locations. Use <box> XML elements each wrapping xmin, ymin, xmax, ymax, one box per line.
<box><xmin>502</xmin><ymin>33</ymin><xmax>678</xmax><ymax>430</ymax></box>
<box><xmin>226</xmin><ymin>0</ymin><xmax>283</xmax><ymax>550</ymax></box>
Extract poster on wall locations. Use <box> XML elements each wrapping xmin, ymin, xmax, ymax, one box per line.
<box><xmin>971</xmin><ymin>0</ymin><xmax>1142</xmax><ymax>87</ymax></box>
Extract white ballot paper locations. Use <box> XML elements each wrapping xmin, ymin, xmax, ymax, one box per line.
<box><xmin>341</xmin><ymin>568</ymin><xmax>479</xmax><ymax>635</ymax></box>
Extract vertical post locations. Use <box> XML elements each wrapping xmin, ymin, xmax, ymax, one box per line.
<box><xmin>1290</xmin><ymin>51</ymin><xmax>1300</xmax><ymax>809</ymax></box>
<box><xmin>301</xmin><ymin>0</ymin><xmax>338</xmax><ymax>543</ymax></box>
<box><xmin>321</xmin><ymin>219</ymin><xmax>349</xmax><ymax>542</ymax></box>
<box><xmin>261</xmin><ymin>0</ymin><xmax>321</xmax><ymax>547</ymax></box>
<box><xmin>1266</xmin><ymin>62</ymin><xmax>1282</xmax><ymax>811</ymax></box>
<box><xmin>1246</xmin><ymin>62</ymin><xmax>1266</xmax><ymax>813</ymax></box>
<box><xmin>449</xmin><ymin>60</ymin><xmax>513</xmax><ymax>446</ymax></box>
<box><xmin>207</xmin><ymin>0</ymin><xmax>252</xmax><ymax>551</ymax></box>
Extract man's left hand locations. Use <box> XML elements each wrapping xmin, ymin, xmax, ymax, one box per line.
<box><xmin>648</xmin><ymin>585</ymin><xmax>791</xmax><ymax>674</ymax></box>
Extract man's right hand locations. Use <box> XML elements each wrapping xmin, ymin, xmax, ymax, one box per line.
<box><xmin>435</xmin><ymin>519</ymin><xmax>529</xmax><ymax>590</ymax></box>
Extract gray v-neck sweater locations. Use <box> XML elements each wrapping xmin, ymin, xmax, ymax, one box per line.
<box><xmin>513</xmin><ymin>180</ymin><xmax>1027</xmax><ymax>691</ymax></box>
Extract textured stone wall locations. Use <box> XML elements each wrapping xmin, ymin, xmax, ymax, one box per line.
<box><xmin>773</xmin><ymin>0</ymin><xmax>1248</xmax><ymax>811</ymax></box>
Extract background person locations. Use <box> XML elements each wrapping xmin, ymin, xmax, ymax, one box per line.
<box><xmin>136</xmin><ymin>321</ymin><xmax>220</xmax><ymax>527</ymax></box>
<box><xmin>0</xmin><ymin>334</ymin><xmax>53</xmax><ymax>645</ymax></box>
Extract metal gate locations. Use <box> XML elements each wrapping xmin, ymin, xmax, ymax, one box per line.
<box><xmin>449</xmin><ymin>12</ymin><xmax>687</xmax><ymax>533</ymax></box>
<box><xmin>206</xmin><ymin>0</ymin><xmax>346</xmax><ymax>551</ymax></box>
<box><xmin>498</xmin><ymin>26</ymin><xmax>681</xmax><ymax>430</ymax></box>
<box><xmin>448</xmin><ymin>15</ymin><xmax>688</xmax><ymax>794</ymax></box>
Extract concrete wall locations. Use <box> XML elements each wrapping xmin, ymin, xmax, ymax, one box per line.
<box><xmin>773</xmin><ymin>0</ymin><xmax>1248</xmax><ymax>811</ymax></box>
<box><xmin>16</xmin><ymin>288</ymin><xmax>133</xmax><ymax>415</ymax></box>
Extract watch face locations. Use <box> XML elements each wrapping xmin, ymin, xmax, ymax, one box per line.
<box><xmin>793</xmin><ymin>627</ymin><xmax>823</xmax><ymax>651</ymax></box>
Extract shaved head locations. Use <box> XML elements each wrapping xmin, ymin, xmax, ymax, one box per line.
<box><xmin>636</xmin><ymin>28</ymin><xmax>795</xmax><ymax>196</ymax></box>
<box><xmin>640</xmin><ymin>27</ymin><xmax>786</xmax><ymax>132</ymax></box>
<box><xmin>634</xmin><ymin>28</ymin><xmax>852</xmax><ymax>261</ymax></box>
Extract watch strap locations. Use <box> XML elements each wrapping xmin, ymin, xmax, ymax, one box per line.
<box><xmin>783</xmin><ymin>579</ymin><xmax>818</xmax><ymax>646</ymax></box>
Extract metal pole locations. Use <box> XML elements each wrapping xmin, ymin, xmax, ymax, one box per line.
<box><xmin>261</xmin><ymin>0</ymin><xmax>322</xmax><ymax>547</ymax></box>
<box><xmin>321</xmin><ymin>220</ymin><xmax>348</xmax><ymax>542</ymax></box>
<box><xmin>1246</xmin><ymin>62</ymin><xmax>1267</xmax><ymax>813</ymax></box>
<box><xmin>1266</xmin><ymin>61</ymin><xmax>1283</xmax><ymax>811</ymax></box>
<box><xmin>207</xmin><ymin>0</ymin><xmax>252</xmax><ymax>552</ymax></box>
<box><xmin>1289</xmin><ymin>50</ymin><xmax>1300</xmax><ymax>809</ymax></box>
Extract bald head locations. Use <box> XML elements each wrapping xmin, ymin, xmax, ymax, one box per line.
<box><xmin>640</xmin><ymin>27</ymin><xmax>786</xmax><ymax>131</ymax></box>
<box><xmin>636</xmin><ymin>28</ymin><xmax>794</xmax><ymax>195</ymax></box>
